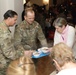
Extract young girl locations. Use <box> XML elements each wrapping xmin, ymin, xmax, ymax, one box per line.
<box><xmin>6</xmin><ymin>56</ymin><xmax>36</xmax><ymax>75</ymax></box>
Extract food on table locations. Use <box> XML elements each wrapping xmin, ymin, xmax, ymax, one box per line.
<box><xmin>33</xmin><ymin>51</ymin><xmax>40</xmax><ymax>57</ymax></box>
<box><xmin>38</xmin><ymin>47</ymin><xmax>49</xmax><ymax>53</ymax></box>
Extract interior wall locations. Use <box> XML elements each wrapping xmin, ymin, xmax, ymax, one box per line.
<box><xmin>10</xmin><ymin>0</ymin><xmax>23</xmax><ymax>38</ymax></box>
<box><xmin>0</xmin><ymin>0</ymin><xmax>13</xmax><ymax>22</ymax></box>
<box><xmin>0</xmin><ymin>0</ymin><xmax>23</xmax><ymax>38</ymax></box>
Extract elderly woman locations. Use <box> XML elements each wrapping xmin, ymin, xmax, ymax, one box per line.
<box><xmin>53</xmin><ymin>17</ymin><xmax>75</xmax><ymax>48</ymax></box>
<box><xmin>50</xmin><ymin>42</ymin><xmax>76</xmax><ymax>75</ymax></box>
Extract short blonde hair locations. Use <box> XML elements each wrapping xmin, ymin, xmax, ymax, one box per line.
<box><xmin>6</xmin><ymin>56</ymin><xmax>36</xmax><ymax>75</ymax></box>
<box><xmin>24</xmin><ymin>8</ymin><xmax>34</xmax><ymax>16</ymax></box>
<box><xmin>51</xmin><ymin>42</ymin><xmax>75</xmax><ymax>67</ymax></box>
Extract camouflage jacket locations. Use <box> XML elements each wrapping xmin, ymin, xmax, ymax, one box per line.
<box><xmin>14</xmin><ymin>20</ymin><xmax>48</xmax><ymax>50</ymax></box>
<box><xmin>0</xmin><ymin>21</ymin><xmax>24</xmax><ymax>68</ymax></box>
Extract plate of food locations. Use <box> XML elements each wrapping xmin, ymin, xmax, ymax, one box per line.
<box><xmin>38</xmin><ymin>47</ymin><xmax>49</xmax><ymax>53</ymax></box>
<box><xmin>41</xmin><ymin>47</ymin><xmax>49</xmax><ymax>53</ymax></box>
<box><xmin>32</xmin><ymin>51</ymin><xmax>50</xmax><ymax>58</ymax></box>
<box><xmin>32</xmin><ymin>47</ymin><xmax>50</xmax><ymax>58</ymax></box>
<box><xmin>33</xmin><ymin>51</ymin><xmax>40</xmax><ymax>57</ymax></box>
<box><xmin>38</xmin><ymin>48</ymin><xmax>42</xmax><ymax>53</ymax></box>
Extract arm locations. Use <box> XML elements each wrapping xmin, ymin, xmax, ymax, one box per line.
<box><xmin>14</xmin><ymin>25</ymin><xmax>31</xmax><ymax>50</ymax></box>
<box><xmin>0</xmin><ymin>29</ymin><xmax>24</xmax><ymax>60</ymax></box>
<box><xmin>14</xmin><ymin>25</ymin><xmax>26</xmax><ymax>51</ymax></box>
<box><xmin>66</xmin><ymin>26</ymin><xmax>75</xmax><ymax>48</ymax></box>
<box><xmin>37</xmin><ymin>23</ymin><xmax>48</xmax><ymax>47</ymax></box>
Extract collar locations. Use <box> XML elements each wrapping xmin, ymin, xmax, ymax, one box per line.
<box><xmin>62</xmin><ymin>25</ymin><xmax>69</xmax><ymax>34</ymax></box>
<box><xmin>24</xmin><ymin>20</ymin><xmax>33</xmax><ymax>29</ymax></box>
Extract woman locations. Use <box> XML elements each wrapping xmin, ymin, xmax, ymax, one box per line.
<box><xmin>6</xmin><ymin>56</ymin><xmax>36</xmax><ymax>75</ymax></box>
<box><xmin>53</xmin><ymin>17</ymin><xmax>75</xmax><ymax>48</ymax></box>
<box><xmin>50</xmin><ymin>42</ymin><xmax>76</xmax><ymax>75</ymax></box>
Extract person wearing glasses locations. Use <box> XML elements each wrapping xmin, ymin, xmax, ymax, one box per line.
<box><xmin>6</xmin><ymin>56</ymin><xmax>37</xmax><ymax>75</ymax></box>
<box><xmin>50</xmin><ymin>42</ymin><xmax>76</xmax><ymax>75</ymax></box>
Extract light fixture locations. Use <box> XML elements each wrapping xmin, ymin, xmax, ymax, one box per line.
<box><xmin>23</xmin><ymin>0</ymin><xmax>26</xmax><ymax>4</ymax></box>
<box><xmin>43</xmin><ymin>0</ymin><xmax>49</xmax><ymax>5</ymax></box>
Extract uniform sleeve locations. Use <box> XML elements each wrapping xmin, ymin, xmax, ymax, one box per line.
<box><xmin>14</xmin><ymin>25</ymin><xmax>26</xmax><ymax>50</ymax></box>
<box><xmin>0</xmin><ymin>29</ymin><xmax>24</xmax><ymax>60</ymax></box>
<box><xmin>1</xmin><ymin>42</ymin><xmax>23</xmax><ymax>60</ymax></box>
<box><xmin>37</xmin><ymin>24</ymin><xmax>48</xmax><ymax>47</ymax></box>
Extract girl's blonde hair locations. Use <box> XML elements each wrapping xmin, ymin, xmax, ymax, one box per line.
<box><xmin>6</xmin><ymin>56</ymin><xmax>36</xmax><ymax>75</ymax></box>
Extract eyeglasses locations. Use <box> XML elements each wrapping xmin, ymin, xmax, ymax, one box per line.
<box><xmin>18</xmin><ymin>63</ymin><xmax>34</xmax><ymax>67</ymax></box>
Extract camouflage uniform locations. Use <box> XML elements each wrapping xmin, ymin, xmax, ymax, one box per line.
<box><xmin>14</xmin><ymin>20</ymin><xmax>48</xmax><ymax>50</ymax></box>
<box><xmin>0</xmin><ymin>21</ymin><xmax>24</xmax><ymax>75</ymax></box>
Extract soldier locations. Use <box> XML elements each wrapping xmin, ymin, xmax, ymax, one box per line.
<box><xmin>0</xmin><ymin>10</ymin><xmax>24</xmax><ymax>75</ymax></box>
<box><xmin>14</xmin><ymin>8</ymin><xmax>48</xmax><ymax>51</ymax></box>
<box><xmin>14</xmin><ymin>8</ymin><xmax>48</xmax><ymax>66</ymax></box>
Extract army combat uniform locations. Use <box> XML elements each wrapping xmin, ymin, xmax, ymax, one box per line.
<box><xmin>14</xmin><ymin>20</ymin><xmax>48</xmax><ymax>50</ymax></box>
<box><xmin>0</xmin><ymin>21</ymin><xmax>24</xmax><ymax>75</ymax></box>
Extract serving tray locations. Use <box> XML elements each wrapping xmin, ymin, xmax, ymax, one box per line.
<box><xmin>32</xmin><ymin>52</ymin><xmax>50</xmax><ymax>58</ymax></box>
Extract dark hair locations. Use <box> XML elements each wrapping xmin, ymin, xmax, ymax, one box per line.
<box><xmin>4</xmin><ymin>10</ymin><xmax>18</xmax><ymax>19</ymax></box>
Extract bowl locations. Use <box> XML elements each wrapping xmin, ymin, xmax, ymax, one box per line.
<box><xmin>41</xmin><ymin>47</ymin><xmax>49</xmax><ymax>53</ymax></box>
<box><xmin>42</xmin><ymin>50</ymin><xmax>49</xmax><ymax>53</ymax></box>
<box><xmin>38</xmin><ymin>48</ymin><xmax>42</xmax><ymax>53</ymax></box>
<box><xmin>33</xmin><ymin>51</ymin><xmax>40</xmax><ymax>57</ymax></box>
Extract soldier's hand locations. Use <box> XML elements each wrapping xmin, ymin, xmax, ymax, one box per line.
<box><xmin>48</xmin><ymin>47</ymin><xmax>52</xmax><ymax>52</ymax></box>
<box><xmin>24</xmin><ymin>50</ymin><xmax>33</xmax><ymax>57</ymax></box>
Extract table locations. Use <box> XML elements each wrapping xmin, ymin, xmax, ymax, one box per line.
<box><xmin>36</xmin><ymin>55</ymin><xmax>55</xmax><ymax>75</ymax></box>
